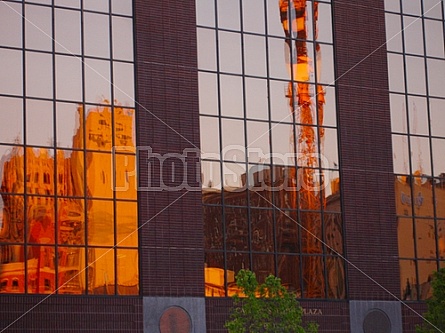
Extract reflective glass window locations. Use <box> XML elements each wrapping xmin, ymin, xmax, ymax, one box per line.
<box><xmin>0</xmin><ymin>48</ymin><xmax>23</xmax><ymax>96</ymax></box>
<box><xmin>0</xmin><ymin>97</ymin><xmax>23</xmax><ymax>144</ymax></box>
<box><xmin>0</xmin><ymin>1</ymin><xmax>137</xmax><ymax>295</ymax></box>
<box><xmin>0</xmin><ymin>2</ymin><xmax>22</xmax><ymax>48</ymax></box>
<box><xmin>199</xmin><ymin>0</ymin><xmax>343</xmax><ymax>298</ymax></box>
<box><xmin>25</xmin><ymin>4</ymin><xmax>52</xmax><ymax>51</ymax></box>
<box><xmin>55</xmin><ymin>9</ymin><xmax>81</xmax><ymax>55</ymax></box>
<box><xmin>387</xmin><ymin>0</ymin><xmax>445</xmax><ymax>300</ymax></box>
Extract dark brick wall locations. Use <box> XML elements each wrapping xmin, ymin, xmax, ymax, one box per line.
<box><xmin>402</xmin><ymin>302</ymin><xmax>428</xmax><ymax>333</ymax></box>
<box><xmin>206</xmin><ymin>298</ymin><xmax>350</xmax><ymax>333</ymax></box>
<box><xmin>0</xmin><ymin>296</ymin><xmax>142</xmax><ymax>332</ymax></box>
<box><xmin>133</xmin><ymin>0</ymin><xmax>204</xmax><ymax>297</ymax></box>
<box><xmin>333</xmin><ymin>0</ymin><xmax>401</xmax><ymax>299</ymax></box>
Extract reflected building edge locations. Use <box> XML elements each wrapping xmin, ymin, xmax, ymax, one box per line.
<box><xmin>0</xmin><ymin>102</ymin><xmax>138</xmax><ymax>295</ymax></box>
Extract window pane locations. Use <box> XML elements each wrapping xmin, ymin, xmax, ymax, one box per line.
<box><xmin>25</xmin><ymin>4</ymin><xmax>52</xmax><ymax>51</ymax></box>
<box><xmin>196</xmin><ymin>0</ymin><xmax>215</xmax><ymax>27</ymax></box>
<box><xmin>430</xmin><ymin>98</ymin><xmax>445</xmax><ymax>137</ymax></box>
<box><xmin>197</xmin><ymin>28</ymin><xmax>217</xmax><ymax>71</ymax></box>
<box><xmin>26</xmin><ymin>52</ymin><xmax>53</xmax><ymax>99</ymax></box>
<box><xmin>200</xmin><ymin>116</ymin><xmax>220</xmax><ymax>157</ymax></box>
<box><xmin>400</xmin><ymin>260</ymin><xmax>416</xmax><ymax>300</ymax></box>
<box><xmin>26</xmin><ymin>99</ymin><xmax>54</xmax><ymax>147</ymax></box>
<box><xmin>0</xmin><ymin>149</ymin><xmax>25</xmax><ymax>194</ymax></box>
<box><xmin>116</xmin><ymin>249</ymin><xmax>138</xmax><ymax>295</ymax></box>
<box><xmin>201</xmin><ymin>161</ymin><xmax>222</xmax><ymax>190</ymax></box>
<box><xmin>88</xmin><ymin>200</ymin><xmax>113</xmax><ymax>246</ymax></box>
<box><xmin>326</xmin><ymin>256</ymin><xmax>346</xmax><ymax>299</ymax></box>
<box><xmin>90</xmin><ymin>248</ymin><xmax>114</xmax><ymax>294</ymax></box>
<box><xmin>219</xmin><ymin>32</ymin><xmax>242</xmax><ymax>74</ymax></box>
<box><xmin>55</xmin><ymin>0</ymin><xmax>80</xmax><ymax>8</ymax></box>
<box><xmin>84</xmin><ymin>0</ymin><xmax>109</xmax><ymax>13</ymax></box>
<box><xmin>416</xmin><ymin>219</ymin><xmax>436</xmax><ymax>259</ymax></box>
<box><xmin>85</xmin><ymin>59</ymin><xmax>111</xmax><ymax>103</ymax></box>
<box><xmin>398</xmin><ymin>217</ymin><xmax>415</xmax><ymax>258</ymax></box>
<box><xmin>220</xmin><ymin>75</ymin><xmax>244</xmax><ymax>118</ymax></box>
<box><xmin>244</xmin><ymin>34</ymin><xmax>266</xmax><ymax>77</ymax></box>
<box><xmin>56</xmin><ymin>55</ymin><xmax>82</xmax><ymax>102</ymax></box>
<box><xmin>56</xmin><ymin>102</ymin><xmax>83</xmax><ymax>149</ymax></box>
<box><xmin>84</xmin><ymin>12</ymin><xmax>110</xmax><ymax>58</ymax></box>
<box><xmin>111</xmin><ymin>0</ymin><xmax>132</xmax><ymax>16</ymax></box>
<box><xmin>390</xmin><ymin>93</ymin><xmax>407</xmax><ymax>133</ymax></box>
<box><xmin>403</xmin><ymin>16</ymin><xmax>424</xmax><ymax>56</ymax></box>
<box><xmin>245</xmin><ymin>78</ymin><xmax>268</xmax><ymax>120</ymax></box>
<box><xmin>113</xmin><ymin>62</ymin><xmax>135</xmax><ymax>107</ymax></box>
<box><xmin>55</xmin><ymin>9</ymin><xmax>81</xmax><ymax>55</ymax></box>
<box><xmin>432</xmin><ymin>139</ymin><xmax>445</xmax><ymax>178</ymax></box>
<box><xmin>27</xmin><ymin>196</ymin><xmax>55</xmax><ymax>244</ymax></box>
<box><xmin>57</xmin><ymin>247</ymin><xmax>84</xmax><ymax>294</ymax></box>
<box><xmin>427</xmin><ymin>59</ymin><xmax>445</xmax><ymax>98</ymax></box>
<box><xmin>392</xmin><ymin>135</ymin><xmax>409</xmax><ymax>174</ymax></box>
<box><xmin>407</xmin><ymin>96</ymin><xmax>428</xmax><ymax>135</ymax></box>
<box><xmin>424</xmin><ymin>19</ymin><xmax>444</xmax><ymax>58</ymax></box>
<box><xmin>243</xmin><ymin>0</ymin><xmax>265</xmax><ymax>34</ymax></box>
<box><xmin>116</xmin><ymin>201</ymin><xmax>138</xmax><ymax>247</ymax></box>
<box><xmin>114</xmin><ymin>153</ymin><xmax>137</xmax><ymax>200</ymax></box>
<box><xmin>0</xmin><ymin>49</ymin><xmax>23</xmax><ymax>96</ymax></box>
<box><xmin>56</xmin><ymin>150</ymin><xmax>84</xmax><ymax>196</ymax></box>
<box><xmin>387</xmin><ymin>53</ymin><xmax>405</xmax><ymax>92</ymax></box>
<box><xmin>198</xmin><ymin>72</ymin><xmax>218</xmax><ymax>116</ymax></box>
<box><xmin>86</xmin><ymin>152</ymin><xmax>113</xmax><ymax>198</ymax></box>
<box><xmin>317</xmin><ymin>3</ymin><xmax>333</xmax><ymax>43</ymax></box>
<box><xmin>418</xmin><ymin>260</ymin><xmax>436</xmax><ymax>300</ymax></box>
<box><xmin>85</xmin><ymin>104</ymin><xmax>113</xmax><ymax>150</ymax></box>
<box><xmin>0</xmin><ymin>2</ymin><xmax>22</xmax><ymax>48</ymax></box>
<box><xmin>302</xmin><ymin>256</ymin><xmax>325</xmax><ymax>298</ymax></box>
<box><xmin>406</xmin><ymin>56</ymin><xmax>426</xmax><ymax>95</ymax></box>
<box><xmin>217</xmin><ymin>0</ymin><xmax>240</xmax><ymax>30</ymax></box>
<box><xmin>112</xmin><ymin>17</ymin><xmax>134</xmax><ymax>62</ymax></box>
<box><xmin>385</xmin><ymin>13</ymin><xmax>402</xmax><ymax>52</ymax></box>
<box><xmin>0</xmin><ymin>97</ymin><xmax>23</xmax><ymax>144</ymax></box>
<box><xmin>423</xmin><ymin>0</ymin><xmax>443</xmax><ymax>19</ymax></box>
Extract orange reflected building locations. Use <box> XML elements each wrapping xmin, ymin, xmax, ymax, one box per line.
<box><xmin>0</xmin><ymin>102</ymin><xmax>138</xmax><ymax>295</ymax></box>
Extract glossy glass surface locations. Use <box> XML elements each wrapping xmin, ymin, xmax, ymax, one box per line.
<box><xmin>199</xmin><ymin>0</ymin><xmax>344</xmax><ymax>298</ymax></box>
<box><xmin>387</xmin><ymin>0</ymin><xmax>445</xmax><ymax>300</ymax></box>
<box><xmin>0</xmin><ymin>2</ymin><xmax>137</xmax><ymax>295</ymax></box>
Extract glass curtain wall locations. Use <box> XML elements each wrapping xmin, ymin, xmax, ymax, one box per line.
<box><xmin>197</xmin><ymin>0</ymin><xmax>345</xmax><ymax>299</ymax></box>
<box><xmin>0</xmin><ymin>0</ymin><xmax>138</xmax><ymax>295</ymax></box>
<box><xmin>385</xmin><ymin>0</ymin><xmax>445</xmax><ymax>300</ymax></box>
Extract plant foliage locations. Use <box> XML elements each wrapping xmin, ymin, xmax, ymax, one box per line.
<box><xmin>416</xmin><ymin>268</ymin><xmax>445</xmax><ymax>333</ymax></box>
<box><xmin>225</xmin><ymin>269</ymin><xmax>318</xmax><ymax>333</ymax></box>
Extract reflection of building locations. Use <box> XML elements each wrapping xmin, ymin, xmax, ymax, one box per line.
<box><xmin>395</xmin><ymin>175</ymin><xmax>445</xmax><ymax>300</ymax></box>
<box><xmin>0</xmin><ymin>103</ymin><xmax>137</xmax><ymax>295</ymax></box>
<box><xmin>0</xmin><ymin>0</ymin><xmax>444</xmax><ymax>332</ymax></box>
<box><xmin>203</xmin><ymin>167</ymin><xmax>345</xmax><ymax>299</ymax></box>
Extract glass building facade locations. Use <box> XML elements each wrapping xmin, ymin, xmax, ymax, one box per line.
<box><xmin>0</xmin><ymin>0</ymin><xmax>138</xmax><ymax>295</ymax></box>
<box><xmin>385</xmin><ymin>0</ymin><xmax>445</xmax><ymax>300</ymax></box>
<box><xmin>0</xmin><ymin>0</ymin><xmax>444</xmax><ymax>331</ymax></box>
<box><xmin>197</xmin><ymin>0</ymin><xmax>345</xmax><ymax>299</ymax></box>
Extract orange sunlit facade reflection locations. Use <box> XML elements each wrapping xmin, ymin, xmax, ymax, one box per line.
<box><xmin>198</xmin><ymin>0</ymin><xmax>344</xmax><ymax>298</ymax></box>
<box><xmin>0</xmin><ymin>103</ymin><xmax>138</xmax><ymax>295</ymax></box>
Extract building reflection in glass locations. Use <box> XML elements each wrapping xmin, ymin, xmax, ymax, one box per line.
<box><xmin>386</xmin><ymin>0</ymin><xmax>445</xmax><ymax>300</ymax></box>
<box><xmin>0</xmin><ymin>103</ymin><xmax>138</xmax><ymax>294</ymax></box>
<box><xmin>199</xmin><ymin>0</ymin><xmax>345</xmax><ymax>298</ymax></box>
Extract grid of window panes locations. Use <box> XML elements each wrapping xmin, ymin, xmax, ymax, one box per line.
<box><xmin>0</xmin><ymin>0</ymin><xmax>138</xmax><ymax>295</ymax></box>
<box><xmin>385</xmin><ymin>0</ymin><xmax>445</xmax><ymax>300</ymax></box>
<box><xmin>197</xmin><ymin>0</ymin><xmax>345</xmax><ymax>299</ymax></box>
